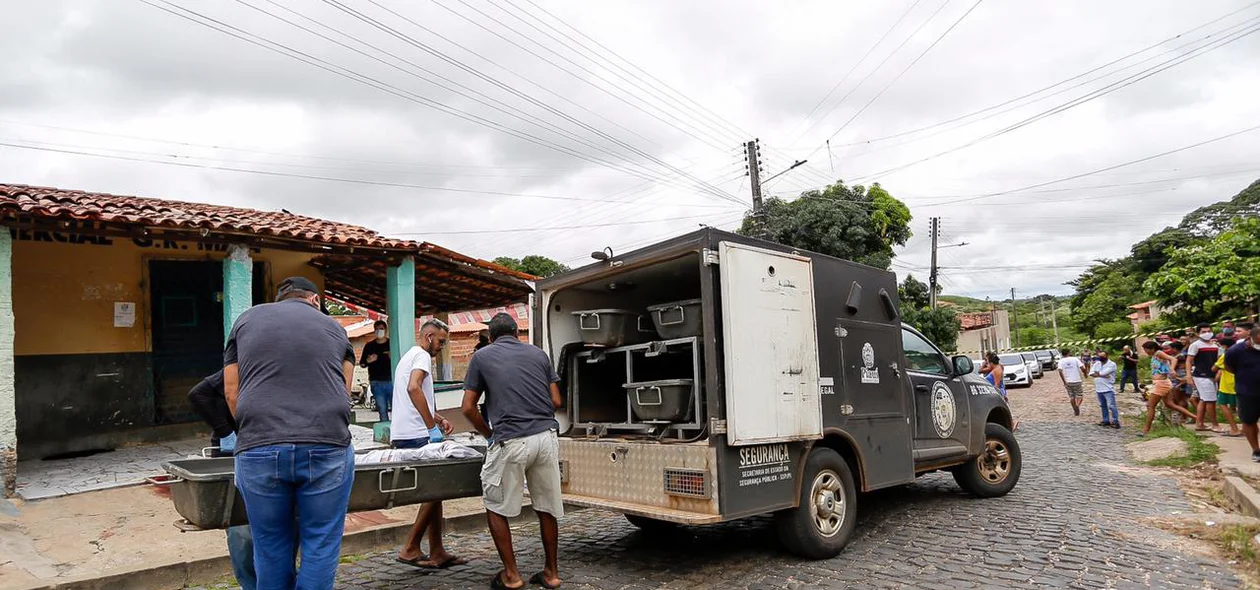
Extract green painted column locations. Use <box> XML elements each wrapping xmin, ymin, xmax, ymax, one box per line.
<box><xmin>0</xmin><ymin>230</ymin><xmax>16</xmax><ymax>497</ymax></box>
<box><xmin>223</xmin><ymin>245</ymin><xmax>253</xmax><ymax>342</ymax></box>
<box><xmin>386</xmin><ymin>256</ymin><xmax>416</xmax><ymax>373</ymax></box>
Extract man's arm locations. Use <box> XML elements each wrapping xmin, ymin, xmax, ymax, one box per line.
<box><xmin>343</xmin><ymin>359</ymin><xmax>354</xmax><ymax>394</ymax></box>
<box><xmin>550</xmin><ymin>382</ymin><xmax>563</xmax><ymax>409</ymax></box>
<box><xmin>189</xmin><ymin>372</ymin><xmax>235</xmax><ymax>438</ymax></box>
<box><xmin>462</xmin><ymin>389</ymin><xmax>492</xmax><ymax>438</ymax></box>
<box><xmin>224</xmin><ymin>363</ymin><xmax>241</xmax><ymax>418</ymax></box>
<box><xmin>408</xmin><ymin>368</ymin><xmax>437</xmax><ymax>429</ymax></box>
<box><xmin>1100</xmin><ymin>362</ymin><xmax>1117</xmax><ymax>378</ymax></box>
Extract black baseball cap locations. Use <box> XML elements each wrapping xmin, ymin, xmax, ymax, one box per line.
<box><xmin>276</xmin><ymin>276</ymin><xmax>328</xmax><ymax>314</ymax></box>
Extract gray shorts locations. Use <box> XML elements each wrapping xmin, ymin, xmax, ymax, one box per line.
<box><xmin>481</xmin><ymin>429</ymin><xmax>564</xmax><ymax>518</ymax></box>
<box><xmin>1065</xmin><ymin>382</ymin><xmax>1084</xmax><ymax>399</ymax></box>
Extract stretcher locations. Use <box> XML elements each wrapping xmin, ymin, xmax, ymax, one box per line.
<box><xmin>152</xmin><ymin>449</ymin><xmax>485</xmax><ymax>531</ymax></box>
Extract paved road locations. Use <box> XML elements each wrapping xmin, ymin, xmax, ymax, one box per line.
<box><xmin>332</xmin><ymin>379</ymin><xmax>1242</xmax><ymax>589</ymax></box>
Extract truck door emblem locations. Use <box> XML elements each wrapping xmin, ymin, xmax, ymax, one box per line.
<box><xmin>860</xmin><ymin>342</ymin><xmax>879</xmax><ymax>384</ymax></box>
<box><xmin>931</xmin><ymin>381</ymin><xmax>957</xmax><ymax>438</ymax></box>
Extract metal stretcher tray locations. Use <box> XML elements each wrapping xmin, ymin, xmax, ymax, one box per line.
<box><xmin>158</xmin><ymin>449</ymin><xmax>485</xmax><ymax>530</ymax></box>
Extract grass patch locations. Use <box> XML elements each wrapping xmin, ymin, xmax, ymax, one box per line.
<box><xmin>1141</xmin><ymin>425</ymin><xmax>1221</xmax><ymax>468</ymax></box>
<box><xmin>339</xmin><ymin>553</ymin><xmax>370</xmax><ymax>565</ymax></box>
<box><xmin>1221</xmin><ymin>524</ymin><xmax>1260</xmax><ymax>565</ymax></box>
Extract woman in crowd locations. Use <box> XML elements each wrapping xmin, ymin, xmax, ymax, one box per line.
<box><xmin>1139</xmin><ymin>340</ymin><xmax>1197</xmax><ymax>436</ymax></box>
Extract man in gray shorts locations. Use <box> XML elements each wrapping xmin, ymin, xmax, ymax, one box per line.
<box><xmin>1058</xmin><ymin>348</ymin><xmax>1086</xmax><ymax>416</ymax></box>
<box><xmin>462</xmin><ymin>313</ymin><xmax>564</xmax><ymax>590</ymax></box>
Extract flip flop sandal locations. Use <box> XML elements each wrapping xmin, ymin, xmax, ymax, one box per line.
<box><xmin>396</xmin><ymin>554</ymin><xmax>432</xmax><ymax>569</ymax></box>
<box><xmin>530</xmin><ymin>572</ymin><xmax>562</xmax><ymax>589</ymax></box>
<box><xmin>491</xmin><ymin>571</ymin><xmax>525</xmax><ymax>590</ymax></box>
<box><xmin>427</xmin><ymin>556</ymin><xmax>470</xmax><ymax>569</ymax></box>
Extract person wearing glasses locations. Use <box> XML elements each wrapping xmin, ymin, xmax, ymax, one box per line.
<box><xmin>391</xmin><ymin>319</ymin><xmax>467</xmax><ymax>570</ymax></box>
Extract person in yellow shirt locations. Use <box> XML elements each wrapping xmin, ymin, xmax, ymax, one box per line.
<box><xmin>1217</xmin><ymin>338</ymin><xmax>1242</xmax><ymax>437</ymax></box>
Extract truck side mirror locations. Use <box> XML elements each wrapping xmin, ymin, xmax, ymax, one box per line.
<box><xmin>952</xmin><ymin>355</ymin><xmax>974</xmax><ymax>376</ymax></box>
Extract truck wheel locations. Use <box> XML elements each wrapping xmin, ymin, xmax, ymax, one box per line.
<box><xmin>952</xmin><ymin>423</ymin><xmax>1021</xmax><ymax>497</ymax></box>
<box><xmin>624</xmin><ymin>514</ymin><xmax>676</xmax><ymax>533</ymax></box>
<box><xmin>774</xmin><ymin>448</ymin><xmax>857</xmax><ymax>559</ymax></box>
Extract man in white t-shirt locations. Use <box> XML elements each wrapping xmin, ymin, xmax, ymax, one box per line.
<box><xmin>1057</xmin><ymin>347</ymin><xmax>1086</xmax><ymax>416</ymax></box>
<box><xmin>391</xmin><ymin>319</ymin><xmax>466</xmax><ymax>569</ymax></box>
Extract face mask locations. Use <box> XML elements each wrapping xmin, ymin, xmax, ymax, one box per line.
<box><xmin>375</xmin><ymin>330</ymin><xmax>386</xmax><ymax>338</ymax></box>
<box><xmin>1200</xmin><ymin>333</ymin><xmax>1212</xmax><ymax>341</ymax></box>
<box><xmin>1253</xmin><ymin>343</ymin><xmax>1260</xmax><ymax>351</ymax></box>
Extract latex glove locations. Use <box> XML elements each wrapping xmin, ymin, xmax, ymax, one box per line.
<box><xmin>219</xmin><ymin>432</ymin><xmax>237</xmax><ymax>453</ymax></box>
<box><xmin>427</xmin><ymin>425</ymin><xmax>445</xmax><ymax>443</ymax></box>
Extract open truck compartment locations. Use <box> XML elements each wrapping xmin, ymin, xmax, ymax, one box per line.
<box><xmin>549</xmin><ymin>252</ymin><xmax>709</xmax><ymax>440</ymax></box>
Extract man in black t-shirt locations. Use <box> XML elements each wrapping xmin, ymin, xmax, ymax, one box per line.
<box><xmin>360</xmin><ymin>320</ymin><xmax>393</xmax><ymax>422</ymax></box>
<box><xmin>1119</xmin><ymin>346</ymin><xmax>1140</xmax><ymax>393</ymax></box>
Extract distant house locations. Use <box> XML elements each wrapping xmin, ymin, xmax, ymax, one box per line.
<box><xmin>1127</xmin><ymin>300</ymin><xmax>1165</xmax><ymax>332</ymax></box>
<box><xmin>955</xmin><ymin>310</ymin><xmax>1011</xmax><ymax>354</ymax></box>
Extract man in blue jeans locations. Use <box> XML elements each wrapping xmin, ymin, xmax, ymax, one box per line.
<box><xmin>1091</xmin><ymin>350</ymin><xmax>1121</xmax><ymax>429</ymax></box>
<box><xmin>225</xmin><ymin>276</ymin><xmax>357</xmax><ymax>590</ymax></box>
<box><xmin>359</xmin><ymin>320</ymin><xmax>393</xmax><ymax>422</ymax></box>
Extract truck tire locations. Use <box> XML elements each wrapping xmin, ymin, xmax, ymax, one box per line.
<box><xmin>952</xmin><ymin>423</ymin><xmax>1021</xmax><ymax>497</ymax></box>
<box><xmin>624</xmin><ymin>514</ymin><xmax>677</xmax><ymax>533</ymax></box>
<box><xmin>774</xmin><ymin>447</ymin><xmax>857</xmax><ymax>559</ymax></box>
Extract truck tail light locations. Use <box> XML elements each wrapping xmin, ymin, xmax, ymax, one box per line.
<box><xmin>663</xmin><ymin>468</ymin><xmax>708</xmax><ymax>498</ymax></box>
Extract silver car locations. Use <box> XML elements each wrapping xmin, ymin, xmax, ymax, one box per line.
<box><xmin>1021</xmin><ymin>352</ymin><xmax>1044</xmax><ymax>379</ymax></box>
<box><xmin>998</xmin><ymin>353</ymin><xmax>1034</xmax><ymax>387</ymax></box>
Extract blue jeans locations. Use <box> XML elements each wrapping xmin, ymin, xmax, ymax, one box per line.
<box><xmin>1097</xmin><ymin>390</ymin><xmax>1119</xmax><ymax>425</ymax></box>
<box><xmin>226</xmin><ymin>525</ymin><xmax>257</xmax><ymax>590</ymax></box>
<box><xmin>235</xmin><ymin>444</ymin><xmax>355</xmax><ymax>590</ymax></box>
<box><xmin>1119</xmin><ymin>369</ymin><xmax>1140</xmax><ymax>392</ymax></box>
<box><xmin>370</xmin><ymin>381</ymin><xmax>392</xmax><ymax>422</ymax></box>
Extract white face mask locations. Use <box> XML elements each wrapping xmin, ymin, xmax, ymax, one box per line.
<box><xmin>1200</xmin><ymin>333</ymin><xmax>1212</xmax><ymax>341</ymax></box>
<box><xmin>1253</xmin><ymin>343</ymin><xmax>1260</xmax><ymax>351</ymax></box>
<box><xmin>375</xmin><ymin>330</ymin><xmax>386</xmax><ymax>338</ymax></box>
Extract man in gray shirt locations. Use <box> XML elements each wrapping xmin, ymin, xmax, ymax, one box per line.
<box><xmin>462</xmin><ymin>313</ymin><xmax>563</xmax><ymax>590</ymax></box>
<box><xmin>225</xmin><ymin>276</ymin><xmax>356</xmax><ymax>590</ymax></box>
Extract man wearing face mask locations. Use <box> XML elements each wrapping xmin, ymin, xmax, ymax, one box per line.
<box><xmin>391</xmin><ymin>319</ymin><xmax>466</xmax><ymax>569</ymax></box>
<box><xmin>1226</xmin><ymin>328</ymin><xmax>1260</xmax><ymax>462</ymax></box>
<box><xmin>360</xmin><ymin>320</ymin><xmax>393</xmax><ymax>422</ymax></box>
<box><xmin>1187</xmin><ymin>323</ymin><xmax>1222</xmax><ymax>432</ymax></box>
<box><xmin>1089</xmin><ymin>350</ymin><xmax>1120</xmax><ymax>429</ymax></box>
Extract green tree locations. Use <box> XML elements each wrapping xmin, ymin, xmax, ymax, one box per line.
<box><xmin>899</xmin><ymin>274</ymin><xmax>930</xmax><ymax>309</ymax></box>
<box><xmin>1018</xmin><ymin>327</ymin><xmax>1052</xmax><ymax>347</ymax></box>
<box><xmin>1178</xmin><ymin>178</ymin><xmax>1260</xmax><ymax>238</ymax></box>
<box><xmin>1130</xmin><ymin>227</ymin><xmax>1199</xmax><ymax>275</ymax></box>
<box><xmin>1095</xmin><ymin>321</ymin><xmax>1136</xmax><ymax>341</ymax></box>
<box><xmin>739</xmin><ymin>181</ymin><xmax>912</xmax><ymax>270</ymax></box>
<box><xmin>903</xmin><ymin>306</ymin><xmax>961</xmax><ymax>352</ymax></box>
<box><xmin>1068</xmin><ymin>260</ymin><xmax>1146</xmax><ymax>337</ymax></box>
<box><xmin>1144</xmin><ymin>216</ymin><xmax>1260</xmax><ymax>320</ymax></box>
<box><xmin>493</xmin><ymin>255</ymin><xmax>570</xmax><ymax>278</ymax></box>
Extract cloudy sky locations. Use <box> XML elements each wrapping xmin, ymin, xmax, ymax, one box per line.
<box><xmin>2</xmin><ymin>0</ymin><xmax>1258</xmax><ymax>300</ymax></box>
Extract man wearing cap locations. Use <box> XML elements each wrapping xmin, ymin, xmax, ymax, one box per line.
<box><xmin>462</xmin><ymin>312</ymin><xmax>565</xmax><ymax>590</ymax></box>
<box><xmin>224</xmin><ymin>276</ymin><xmax>357</xmax><ymax>590</ymax></box>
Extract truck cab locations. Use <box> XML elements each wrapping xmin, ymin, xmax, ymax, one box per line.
<box><xmin>536</xmin><ymin>228</ymin><xmax>1020</xmax><ymax>559</ymax></box>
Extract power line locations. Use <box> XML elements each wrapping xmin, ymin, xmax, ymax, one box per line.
<box><xmin>919</xmin><ymin>122</ymin><xmax>1260</xmax><ymax>207</ymax></box>
<box><xmin>826</xmin><ymin>1</ymin><xmax>1260</xmax><ymax>151</ymax></box>
<box><xmin>786</xmin><ymin>0</ymin><xmax>927</xmax><ymax>144</ymax></box>
<box><xmin>0</xmin><ymin>138</ymin><xmax>735</xmax><ymax>206</ymax></box>
<box><xmin>792</xmin><ymin>0</ymin><xmax>954</xmax><ymax>147</ymax></box>
<box><xmin>392</xmin><ymin>211</ymin><xmax>737</xmax><ymax>236</ymax></box>
<box><xmin>849</xmin><ymin>20</ymin><xmax>1260</xmax><ymax>183</ymax></box>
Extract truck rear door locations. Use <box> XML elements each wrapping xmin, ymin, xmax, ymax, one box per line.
<box><xmin>718</xmin><ymin>241</ymin><xmax>822</xmax><ymax>446</ymax></box>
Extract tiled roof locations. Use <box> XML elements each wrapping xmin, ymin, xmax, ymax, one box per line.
<box><xmin>0</xmin><ymin>183</ymin><xmax>417</xmax><ymax>250</ymax></box>
<box><xmin>1128</xmin><ymin>300</ymin><xmax>1158</xmax><ymax>310</ymax></box>
<box><xmin>959</xmin><ymin>312</ymin><xmax>995</xmax><ymax>330</ymax></box>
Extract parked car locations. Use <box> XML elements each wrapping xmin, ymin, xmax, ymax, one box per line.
<box><xmin>1033</xmin><ymin>349</ymin><xmax>1055</xmax><ymax>371</ymax></box>
<box><xmin>998</xmin><ymin>353</ymin><xmax>1034</xmax><ymax>387</ymax></box>
<box><xmin>1020</xmin><ymin>352</ymin><xmax>1044</xmax><ymax>379</ymax></box>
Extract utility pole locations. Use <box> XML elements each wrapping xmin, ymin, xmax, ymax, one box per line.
<box><xmin>745</xmin><ymin>139</ymin><xmax>765</xmax><ymax>238</ymax></box>
<box><xmin>929</xmin><ymin>217</ymin><xmax>940</xmax><ymax>310</ymax></box>
<box><xmin>1050</xmin><ymin>297</ymin><xmax>1061</xmax><ymax>345</ymax></box>
<box><xmin>1010</xmin><ymin>287</ymin><xmax>1020</xmax><ymax>348</ymax></box>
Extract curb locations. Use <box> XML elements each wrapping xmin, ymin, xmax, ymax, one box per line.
<box><xmin>14</xmin><ymin>506</ymin><xmax>538</xmax><ymax>590</ymax></box>
<box><xmin>1223</xmin><ymin>475</ymin><xmax>1260</xmax><ymax>520</ymax></box>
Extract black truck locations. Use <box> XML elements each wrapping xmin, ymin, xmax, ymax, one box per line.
<box><xmin>536</xmin><ymin>228</ymin><xmax>1020</xmax><ymax>559</ymax></box>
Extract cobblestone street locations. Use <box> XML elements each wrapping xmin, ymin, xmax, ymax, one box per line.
<box><xmin>327</xmin><ymin>377</ymin><xmax>1246</xmax><ymax>589</ymax></box>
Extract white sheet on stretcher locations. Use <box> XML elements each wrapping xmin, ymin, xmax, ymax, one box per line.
<box><xmin>354</xmin><ymin>441</ymin><xmax>483</xmax><ymax>464</ymax></box>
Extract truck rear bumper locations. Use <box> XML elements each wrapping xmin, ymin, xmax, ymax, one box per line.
<box><xmin>562</xmin><ymin>493</ymin><xmax>724</xmax><ymax>524</ymax></box>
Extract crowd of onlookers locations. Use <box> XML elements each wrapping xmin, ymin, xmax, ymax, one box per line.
<box><xmin>1050</xmin><ymin>321</ymin><xmax>1260</xmax><ymax>461</ymax></box>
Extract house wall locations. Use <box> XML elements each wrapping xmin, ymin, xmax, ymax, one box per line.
<box><xmin>955</xmin><ymin>310</ymin><xmax>1011</xmax><ymax>353</ymax></box>
<box><xmin>9</xmin><ymin>229</ymin><xmax>323</xmax><ymax>458</ymax></box>
<box><xmin>446</xmin><ymin>331</ymin><xmax>529</xmax><ymax>380</ymax></box>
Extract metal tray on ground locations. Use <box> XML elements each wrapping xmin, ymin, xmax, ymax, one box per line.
<box><xmin>158</xmin><ymin>449</ymin><xmax>485</xmax><ymax>530</ymax></box>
